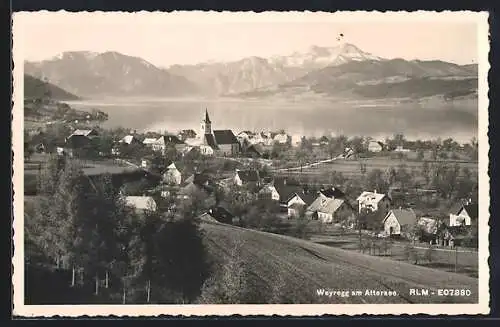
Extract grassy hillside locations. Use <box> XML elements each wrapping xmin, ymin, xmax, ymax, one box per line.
<box><xmin>24</xmin><ymin>74</ymin><xmax>80</xmax><ymax>100</ymax></box>
<box><xmin>202</xmin><ymin>222</ymin><xmax>478</xmax><ymax>304</ymax></box>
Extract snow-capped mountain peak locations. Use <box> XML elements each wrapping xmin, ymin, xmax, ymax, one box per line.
<box><xmin>270</xmin><ymin>43</ymin><xmax>384</xmax><ymax>69</ymax></box>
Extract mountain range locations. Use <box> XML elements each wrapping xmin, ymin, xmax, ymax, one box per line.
<box><xmin>24</xmin><ymin>43</ymin><xmax>478</xmax><ymax>101</ymax></box>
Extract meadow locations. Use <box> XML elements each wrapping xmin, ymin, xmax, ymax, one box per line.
<box><xmin>202</xmin><ymin>221</ymin><xmax>478</xmax><ymax>304</ymax></box>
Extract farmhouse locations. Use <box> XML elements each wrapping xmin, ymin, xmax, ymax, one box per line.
<box><xmin>162</xmin><ymin>162</ymin><xmax>182</xmax><ymax>186</ymax></box>
<box><xmin>201</xmin><ymin>110</ymin><xmax>240</xmax><ymax>156</ymax></box>
<box><xmin>142</xmin><ymin>138</ymin><xmax>157</xmax><ymax>148</ymax></box>
<box><xmin>233</xmin><ymin>169</ymin><xmax>268</xmax><ymax>187</ymax></box>
<box><xmin>65</xmin><ymin>129</ymin><xmax>99</xmax><ymax>149</ymax></box>
<box><xmin>382</xmin><ymin>208</ymin><xmax>417</xmax><ymax>237</ymax></box>
<box><xmin>153</xmin><ymin>135</ymin><xmax>186</xmax><ymax>155</ymax></box>
<box><xmin>199</xmin><ymin>206</ymin><xmax>235</xmax><ymax>224</ymax></box>
<box><xmin>258</xmin><ymin>184</ymin><xmax>280</xmax><ymax>201</ymax></box>
<box><xmin>284</xmin><ymin>191</ymin><xmax>319</xmax><ymax>218</ymax></box>
<box><xmin>357</xmin><ymin>190</ymin><xmax>391</xmax><ymax>216</ymax></box>
<box><xmin>273</xmin><ymin>132</ymin><xmax>289</xmax><ymax>144</ymax></box>
<box><xmin>306</xmin><ymin>196</ymin><xmax>355</xmax><ymax>224</ymax></box>
<box><xmin>449</xmin><ymin>202</ymin><xmax>478</xmax><ymax>227</ymax></box>
<box><xmin>124</xmin><ymin>196</ymin><xmax>158</xmax><ymax>214</ymax></box>
<box><xmin>119</xmin><ymin>135</ymin><xmax>142</xmax><ymax>145</ymax></box>
<box><xmin>368</xmin><ymin>141</ymin><xmax>384</xmax><ymax>153</ymax></box>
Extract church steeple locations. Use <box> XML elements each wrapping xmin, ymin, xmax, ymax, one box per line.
<box><xmin>204</xmin><ymin>108</ymin><xmax>211</xmax><ymax>124</ymax></box>
<box><xmin>202</xmin><ymin>108</ymin><xmax>212</xmax><ymax>136</ymax></box>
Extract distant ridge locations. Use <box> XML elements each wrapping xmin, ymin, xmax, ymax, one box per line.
<box><xmin>24</xmin><ymin>74</ymin><xmax>80</xmax><ymax>100</ymax></box>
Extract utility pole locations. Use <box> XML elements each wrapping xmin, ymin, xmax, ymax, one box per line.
<box><xmin>146</xmin><ymin>280</ymin><xmax>151</xmax><ymax>303</ymax></box>
<box><xmin>95</xmin><ymin>273</ymin><xmax>99</xmax><ymax>295</ymax></box>
<box><xmin>455</xmin><ymin>245</ymin><xmax>458</xmax><ymax>273</ymax></box>
<box><xmin>71</xmin><ymin>266</ymin><xmax>75</xmax><ymax>287</ymax></box>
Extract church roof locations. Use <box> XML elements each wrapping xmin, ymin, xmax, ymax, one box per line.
<box><xmin>213</xmin><ymin>130</ymin><xmax>238</xmax><ymax>145</ymax></box>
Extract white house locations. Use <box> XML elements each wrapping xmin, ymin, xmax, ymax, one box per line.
<box><xmin>124</xmin><ymin>196</ymin><xmax>158</xmax><ymax>213</ymax></box>
<box><xmin>382</xmin><ymin>208</ymin><xmax>417</xmax><ymax>236</ymax></box>
<box><xmin>357</xmin><ymin>190</ymin><xmax>391</xmax><ymax>216</ymax></box>
<box><xmin>449</xmin><ymin>203</ymin><xmax>478</xmax><ymax>227</ymax></box>
<box><xmin>143</xmin><ymin>138</ymin><xmax>157</xmax><ymax>148</ymax></box>
<box><xmin>394</xmin><ymin>145</ymin><xmax>411</xmax><ymax>153</ymax></box>
<box><xmin>163</xmin><ymin>163</ymin><xmax>182</xmax><ymax>186</ymax></box>
<box><xmin>119</xmin><ymin>135</ymin><xmax>141</xmax><ymax>145</ymax></box>
<box><xmin>273</xmin><ymin>132</ymin><xmax>289</xmax><ymax>144</ymax></box>
<box><xmin>153</xmin><ymin>135</ymin><xmax>186</xmax><ymax>155</ymax></box>
<box><xmin>291</xmin><ymin>134</ymin><xmax>302</xmax><ymax>147</ymax></box>
<box><xmin>258</xmin><ymin>184</ymin><xmax>280</xmax><ymax>201</ymax></box>
<box><xmin>306</xmin><ymin>196</ymin><xmax>355</xmax><ymax>224</ymax></box>
<box><xmin>368</xmin><ymin>141</ymin><xmax>384</xmax><ymax>153</ymax></box>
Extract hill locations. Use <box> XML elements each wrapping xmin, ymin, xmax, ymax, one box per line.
<box><xmin>24</xmin><ymin>74</ymin><xmax>80</xmax><ymax>100</ymax></box>
<box><xmin>202</xmin><ymin>222</ymin><xmax>478</xmax><ymax>304</ymax></box>
<box><xmin>236</xmin><ymin>59</ymin><xmax>478</xmax><ymax>100</ymax></box>
<box><xmin>24</xmin><ymin>51</ymin><xmax>201</xmax><ymax>98</ymax></box>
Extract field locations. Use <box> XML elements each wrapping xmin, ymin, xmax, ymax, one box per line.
<box><xmin>309</xmin><ymin>230</ymin><xmax>478</xmax><ymax>278</ymax></box>
<box><xmin>276</xmin><ymin>155</ymin><xmax>478</xmax><ymax>180</ymax></box>
<box><xmin>202</xmin><ymin>222</ymin><xmax>479</xmax><ymax>304</ymax></box>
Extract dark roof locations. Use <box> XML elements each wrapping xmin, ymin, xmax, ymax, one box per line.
<box><xmin>204</xmin><ymin>109</ymin><xmax>211</xmax><ymax>123</ymax></box>
<box><xmin>159</xmin><ymin>135</ymin><xmax>185</xmax><ymax>145</ymax></box>
<box><xmin>247</xmin><ymin>144</ymin><xmax>264</xmax><ymax>155</ymax></box>
<box><xmin>462</xmin><ymin>204</ymin><xmax>478</xmax><ymax>220</ymax></box>
<box><xmin>203</xmin><ymin>134</ymin><xmax>219</xmax><ymax>149</ymax></box>
<box><xmin>320</xmin><ymin>187</ymin><xmax>346</xmax><ymax>199</ymax></box>
<box><xmin>236</xmin><ymin>170</ymin><xmax>260</xmax><ymax>182</ymax></box>
<box><xmin>207</xmin><ymin>206</ymin><xmax>234</xmax><ymax>224</ymax></box>
<box><xmin>213</xmin><ymin>130</ymin><xmax>238</xmax><ymax>145</ymax></box>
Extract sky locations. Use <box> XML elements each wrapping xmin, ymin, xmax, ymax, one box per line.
<box><xmin>14</xmin><ymin>11</ymin><xmax>483</xmax><ymax>67</ymax></box>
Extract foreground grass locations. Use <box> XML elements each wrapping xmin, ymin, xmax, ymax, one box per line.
<box><xmin>202</xmin><ymin>222</ymin><xmax>478</xmax><ymax>304</ymax></box>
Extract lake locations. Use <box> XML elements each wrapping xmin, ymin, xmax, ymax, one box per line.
<box><xmin>67</xmin><ymin>96</ymin><xmax>478</xmax><ymax>144</ymax></box>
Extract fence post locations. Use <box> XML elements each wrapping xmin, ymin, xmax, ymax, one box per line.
<box><xmin>146</xmin><ymin>280</ymin><xmax>151</xmax><ymax>303</ymax></box>
<box><xmin>71</xmin><ymin>266</ymin><xmax>75</xmax><ymax>287</ymax></box>
<box><xmin>105</xmin><ymin>270</ymin><xmax>109</xmax><ymax>289</ymax></box>
<box><xmin>95</xmin><ymin>273</ymin><xmax>99</xmax><ymax>295</ymax></box>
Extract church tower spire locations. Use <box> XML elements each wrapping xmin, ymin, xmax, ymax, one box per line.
<box><xmin>202</xmin><ymin>108</ymin><xmax>212</xmax><ymax>135</ymax></box>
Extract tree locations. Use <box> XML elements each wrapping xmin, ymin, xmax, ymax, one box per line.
<box><xmin>366</xmin><ymin>169</ymin><xmax>389</xmax><ymax>194</ymax></box>
<box><xmin>416</xmin><ymin>149</ymin><xmax>425</xmax><ymax>161</ymax></box>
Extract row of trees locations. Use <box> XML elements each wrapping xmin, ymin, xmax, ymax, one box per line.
<box><xmin>25</xmin><ymin>155</ymin><xmax>212</xmax><ymax>304</ymax></box>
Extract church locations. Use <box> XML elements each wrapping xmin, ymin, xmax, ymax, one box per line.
<box><xmin>199</xmin><ymin>109</ymin><xmax>240</xmax><ymax>157</ymax></box>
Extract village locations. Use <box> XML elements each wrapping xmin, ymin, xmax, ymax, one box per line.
<box><xmin>24</xmin><ymin>108</ymin><xmax>479</xmax><ymax>257</ymax></box>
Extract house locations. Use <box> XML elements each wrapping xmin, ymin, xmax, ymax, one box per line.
<box><xmin>119</xmin><ymin>135</ymin><xmax>142</xmax><ymax>146</ymax></box>
<box><xmin>306</xmin><ymin>196</ymin><xmax>355</xmax><ymax>224</ymax></box>
<box><xmin>245</xmin><ymin>144</ymin><xmax>264</xmax><ymax>158</ymax></box>
<box><xmin>178</xmin><ymin>129</ymin><xmax>197</xmax><ymax>141</ymax></box>
<box><xmin>162</xmin><ymin>162</ymin><xmax>182</xmax><ymax>186</ymax></box>
<box><xmin>273</xmin><ymin>132</ymin><xmax>289</xmax><ymax>144</ymax></box>
<box><xmin>153</xmin><ymin>135</ymin><xmax>186</xmax><ymax>155</ymax></box>
<box><xmin>393</xmin><ymin>145</ymin><xmax>411</xmax><ymax>153</ymax></box>
<box><xmin>201</xmin><ymin>110</ymin><xmax>240</xmax><ymax>156</ymax></box>
<box><xmin>382</xmin><ymin>208</ymin><xmax>417</xmax><ymax>237</ymax></box>
<box><xmin>285</xmin><ymin>191</ymin><xmax>317</xmax><ymax>218</ymax></box>
<box><xmin>179</xmin><ymin>172</ymin><xmax>215</xmax><ymax>199</ymax></box>
<box><xmin>65</xmin><ymin>129</ymin><xmax>99</xmax><ymax>149</ymax></box>
<box><xmin>143</xmin><ymin>138</ymin><xmax>157</xmax><ymax>148</ymax></box>
<box><xmin>449</xmin><ymin>202</ymin><xmax>478</xmax><ymax>227</ymax></box>
<box><xmin>199</xmin><ymin>206</ymin><xmax>234</xmax><ymax>224</ymax></box>
<box><xmin>368</xmin><ymin>141</ymin><xmax>384</xmax><ymax>153</ymax></box>
<box><xmin>258</xmin><ymin>184</ymin><xmax>280</xmax><ymax>201</ymax></box>
<box><xmin>124</xmin><ymin>196</ymin><xmax>158</xmax><ymax>213</ymax></box>
<box><xmin>237</xmin><ymin>131</ymin><xmax>256</xmax><ymax>144</ymax></box>
<box><xmin>291</xmin><ymin>135</ymin><xmax>302</xmax><ymax>147</ymax></box>
<box><xmin>319</xmin><ymin>136</ymin><xmax>330</xmax><ymax>146</ymax></box>
<box><xmin>319</xmin><ymin>187</ymin><xmax>346</xmax><ymax>199</ymax></box>
<box><xmin>357</xmin><ymin>190</ymin><xmax>391</xmax><ymax>216</ymax></box>
<box><xmin>233</xmin><ymin>169</ymin><xmax>268</xmax><ymax>187</ymax></box>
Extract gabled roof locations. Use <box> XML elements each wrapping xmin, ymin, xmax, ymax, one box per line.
<box><xmin>357</xmin><ymin>191</ymin><xmax>388</xmax><ymax>203</ymax></box>
<box><xmin>462</xmin><ymin>204</ymin><xmax>479</xmax><ymax>220</ymax></box>
<box><xmin>384</xmin><ymin>209</ymin><xmax>416</xmax><ymax>226</ymax></box>
<box><xmin>236</xmin><ymin>170</ymin><xmax>261</xmax><ymax>183</ymax></box>
<box><xmin>320</xmin><ymin>187</ymin><xmax>346</xmax><ymax>199</ymax></box>
<box><xmin>213</xmin><ymin>130</ymin><xmax>238</xmax><ymax>145</ymax></box>
<box><xmin>318</xmin><ymin>198</ymin><xmax>346</xmax><ymax>215</ymax></box>
<box><xmin>287</xmin><ymin>191</ymin><xmax>317</xmax><ymax>206</ymax></box>
<box><xmin>156</xmin><ymin>135</ymin><xmax>185</xmax><ymax>145</ymax></box>
<box><xmin>124</xmin><ymin>196</ymin><xmax>157</xmax><ymax>211</ymax></box>
<box><xmin>120</xmin><ymin>135</ymin><xmax>139</xmax><ymax>144</ymax></box>
<box><xmin>167</xmin><ymin>162</ymin><xmax>178</xmax><ymax>170</ymax></box>
<box><xmin>203</xmin><ymin>134</ymin><xmax>219</xmax><ymax>149</ymax></box>
<box><xmin>69</xmin><ymin>129</ymin><xmax>98</xmax><ymax>138</ymax></box>
<box><xmin>143</xmin><ymin>138</ymin><xmax>157</xmax><ymax>145</ymax></box>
